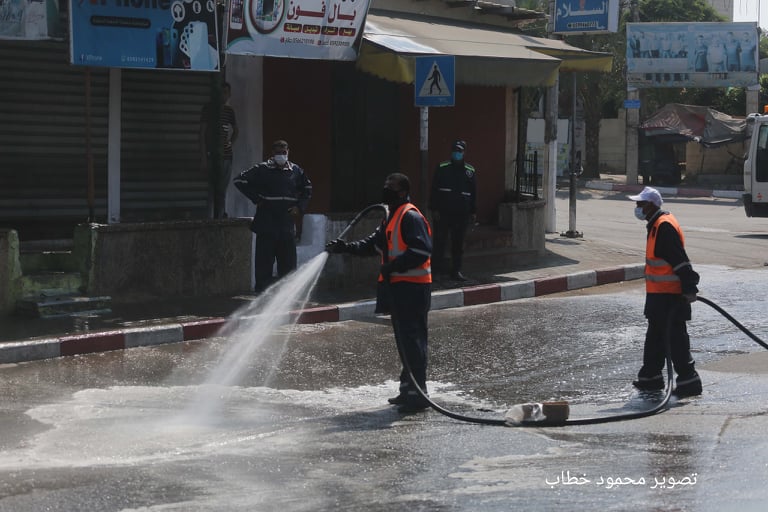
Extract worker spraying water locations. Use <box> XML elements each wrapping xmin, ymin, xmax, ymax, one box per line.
<box><xmin>327</xmin><ymin>173</ymin><xmax>434</xmax><ymax>413</ymax></box>
<box><xmin>324</xmin><ymin>184</ymin><xmax>768</xmax><ymax>427</ymax></box>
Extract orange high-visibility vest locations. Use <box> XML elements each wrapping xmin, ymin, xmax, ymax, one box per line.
<box><xmin>380</xmin><ymin>203</ymin><xmax>432</xmax><ymax>284</ymax></box>
<box><xmin>645</xmin><ymin>213</ymin><xmax>684</xmax><ymax>294</ymax></box>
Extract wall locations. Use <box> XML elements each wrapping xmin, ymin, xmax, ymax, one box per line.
<box><xmin>497</xmin><ymin>200</ymin><xmax>546</xmax><ymax>252</ymax></box>
<box><xmin>599</xmin><ymin>112</ymin><xmax>627</xmax><ymax>173</ymax></box>
<box><xmin>0</xmin><ymin>230</ymin><xmax>22</xmax><ymax>315</ymax></box>
<box><xmin>74</xmin><ymin>220</ymin><xmax>253</xmax><ymax>300</ymax></box>
<box><xmin>399</xmin><ymin>84</ymin><xmax>508</xmax><ymax>224</ymax></box>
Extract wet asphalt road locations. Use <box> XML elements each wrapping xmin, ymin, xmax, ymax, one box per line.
<box><xmin>1</xmin><ymin>190</ymin><xmax>768</xmax><ymax>511</ymax></box>
<box><xmin>1</xmin><ymin>264</ymin><xmax>768</xmax><ymax>512</ymax></box>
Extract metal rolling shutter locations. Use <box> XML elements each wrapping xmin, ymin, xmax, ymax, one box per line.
<box><xmin>0</xmin><ymin>41</ymin><xmax>213</xmax><ymax>238</ymax></box>
<box><xmin>0</xmin><ymin>39</ymin><xmax>109</xmax><ymax>240</ymax></box>
<box><xmin>120</xmin><ymin>69</ymin><xmax>210</xmax><ymax>222</ymax></box>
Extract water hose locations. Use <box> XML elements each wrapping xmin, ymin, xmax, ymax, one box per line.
<box><xmin>697</xmin><ymin>296</ymin><xmax>768</xmax><ymax>350</ymax></box>
<box><xmin>332</xmin><ymin>203</ymin><xmax>389</xmax><ymax>242</ymax></box>
<box><xmin>392</xmin><ymin>290</ymin><xmax>766</xmax><ymax>427</ymax></box>
<box><xmin>332</xmin><ymin>207</ymin><xmax>767</xmax><ymax>426</ymax></box>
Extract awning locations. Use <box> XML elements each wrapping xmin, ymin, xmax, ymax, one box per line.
<box><xmin>357</xmin><ymin>12</ymin><xmax>613</xmax><ymax>87</ymax></box>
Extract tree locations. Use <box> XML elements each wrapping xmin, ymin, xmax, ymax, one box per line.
<box><xmin>564</xmin><ymin>0</ymin><xmax>727</xmax><ymax>178</ymax></box>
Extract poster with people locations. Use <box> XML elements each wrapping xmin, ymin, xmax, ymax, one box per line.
<box><xmin>225</xmin><ymin>0</ymin><xmax>372</xmax><ymax>60</ymax></box>
<box><xmin>626</xmin><ymin>22</ymin><xmax>759</xmax><ymax>88</ymax></box>
<box><xmin>69</xmin><ymin>0</ymin><xmax>219</xmax><ymax>71</ymax></box>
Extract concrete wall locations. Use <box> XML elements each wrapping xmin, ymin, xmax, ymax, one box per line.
<box><xmin>0</xmin><ymin>229</ymin><xmax>22</xmax><ymax>315</ymax></box>
<box><xmin>497</xmin><ymin>200</ymin><xmax>546</xmax><ymax>252</ymax></box>
<box><xmin>74</xmin><ymin>220</ymin><xmax>253</xmax><ymax>300</ymax></box>
<box><xmin>599</xmin><ymin>113</ymin><xmax>627</xmax><ymax>173</ymax></box>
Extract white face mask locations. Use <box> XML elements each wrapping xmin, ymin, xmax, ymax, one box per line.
<box><xmin>634</xmin><ymin>206</ymin><xmax>646</xmax><ymax>220</ymax></box>
<box><xmin>273</xmin><ymin>154</ymin><xmax>288</xmax><ymax>166</ymax></box>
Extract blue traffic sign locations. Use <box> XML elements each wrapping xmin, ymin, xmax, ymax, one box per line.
<box><xmin>415</xmin><ymin>56</ymin><xmax>455</xmax><ymax>107</ymax></box>
<box><xmin>624</xmin><ymin>99</ymin><xmax>641</xmax><ymax>109</ymax></box>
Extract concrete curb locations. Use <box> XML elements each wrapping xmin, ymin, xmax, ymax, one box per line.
<box><xmin>585</xmin><ymin>180</ymin><xmax>744</xmax><ymax>200</ymax></box>
<box><xmin>0</xmin><ymin>264</ymin><xmax>645</xmax><ymax>365</ymax></box>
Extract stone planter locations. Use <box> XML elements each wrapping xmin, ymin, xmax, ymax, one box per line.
<box><xmin>497</xmin><ymin>199</ymin><xmax>546</xmax><ymax>252</ymax></box>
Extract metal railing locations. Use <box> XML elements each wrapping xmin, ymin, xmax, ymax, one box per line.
<box><xmin>507</xmin><ymin>151</ymin><xmax>540</xmax><ymax>201</ymax></box>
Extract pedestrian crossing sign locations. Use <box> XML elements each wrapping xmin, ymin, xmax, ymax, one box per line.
<box><xmin>415</xmin><ymin>56</ymin><xmax>455</xmax><ymax>107</ymax></box>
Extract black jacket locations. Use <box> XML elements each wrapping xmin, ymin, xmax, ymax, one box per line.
<box><xmin>429</xmin><ymin>159</ymin><xmax>476</xmax><ymax>217</ymax></box>
<box><xmin>234</xmin><ymin>159</ymin><xmax>312</xmax><ymax>235</ymax></box>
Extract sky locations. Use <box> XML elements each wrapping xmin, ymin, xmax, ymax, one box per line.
<box><xmin>732</xmin><ymin>0</ymin><xmax>768</xmax><ymax>31</ymax></box>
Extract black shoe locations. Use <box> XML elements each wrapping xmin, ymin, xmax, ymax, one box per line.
<box><xmin>387</xmin><ymin>394</ymin><xmax>408</xmax><ymax>405</ymax></box>
<box><xmin>450</xmin><ymin>271</ymin><xmax>468</xmax><ymax>282</ymax></box>
<box><xmin>673</xmin><ymin>374</ymin><xmax>702</xmax><ymax>398</ymax></box>
<box><xmin>397</xmin><ymin>400</ymin><xmax>431</xmax><ymax>413</ymax></box>
<box><xmin>632</xmin><ymin>375</ymin><xmax>664</xmax><ymax>391</ymax></box>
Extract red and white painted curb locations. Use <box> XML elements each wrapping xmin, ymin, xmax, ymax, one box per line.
<box><xmin>585</xmin><ymin>180</ymin><xmax>744</xmax><ymax>200</ymax></box>
<box><xmin>0</xmin><ymin>264</ymin><xmax>644</xmax><ymax>365</ymax></box>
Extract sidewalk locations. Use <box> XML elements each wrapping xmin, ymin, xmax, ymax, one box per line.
<box><xmin>0</xmin><ymin>176</ymin><xmax>737</xmax><ymax>364</ymax></box>
<box><xmin>583</xmin><ymin>173</ymin><xmax>744</xmax><ymax>199</ymax></box>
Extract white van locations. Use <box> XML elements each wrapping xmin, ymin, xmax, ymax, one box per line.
<box><xmin>743</xmin><ymin>113</ymin><xmax>768</xmax><ymax>217</ymax></box>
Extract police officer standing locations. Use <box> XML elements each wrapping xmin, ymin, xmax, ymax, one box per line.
<box><xmin>234</xmin><ymin>140</ymin><xmax>312</xmax><ymax>293</ymax></box>
<box><xmin>326</xmin><ymin>173</ymin><xmax>433</xmax><ymax>412</ymax></box>
<box><xmin>629</xmin><ymin>186</ymin><xmax>702</xmax><ymax>398</ymax></box>
<box><xmin>429</xmin><ymin>139</ymin><xmax>476</xmax><ymax>281</ymax></box>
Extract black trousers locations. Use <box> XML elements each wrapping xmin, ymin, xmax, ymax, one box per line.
<box><xmin>254</xmin><ymin>231</ymin><xmax>297</xmax><ymax>292</ymax></box>
<box><xmin>432</xmin><ymin>214</ymin><xmax>469</xmax><ymax>274</ymax></box>
<box><xmin>388</xmin><ymin>282</ymin><xmax>431</xmax><ymax>394</ymax></box>
<box><xmin>638</xmin><ymin>306</ymin><xmax>696</xmax><ymax>380</ymax></box>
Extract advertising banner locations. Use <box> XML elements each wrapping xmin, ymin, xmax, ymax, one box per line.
<box><xmin>225</xmin><ymin>0</ymin><xmax>371</xmax><ymax>60</ymax></box>
<box><xmin>554</xmin><ymin>0</ymin><xmax>619</xmax><ymax>35</ymax></box>
<box><xmin>70</xmin><ymin>0</ymin><xmax>220</xmax><ymax>71</ymax></box>
<box><xmin>626</xmin><ymin>22</ymin><xmax>759</xmax><ymax>89</ymax></box>
<box><xmin>0</xmin><ymin>0</ymin><xmax>61</xmax><ymax>40</ymax></box>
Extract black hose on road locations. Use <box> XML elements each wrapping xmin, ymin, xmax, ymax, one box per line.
<box><xmin>332</xmin><ymin>206</ymin><xmax>767</xmax><ymax>427</ymax></box>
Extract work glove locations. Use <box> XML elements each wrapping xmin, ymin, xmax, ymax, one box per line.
<box><xmin>683</xmin><ymin>293</ymin><xmax>697</xmax><ymax>304</ymax></box>
<box><xmin>325</xmin><ymin>239</ymin><xmax>349</xmax><ymax>254</ymax></box>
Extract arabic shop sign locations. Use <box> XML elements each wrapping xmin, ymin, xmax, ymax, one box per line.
<box><xmin>70</xmin><ymin>0</ymin><xmax>220</xmax><ymax>71</ymax></box>
<box><xmin>626</xmin><ymin>22</ymin><xmax>759</xmax><ymax>89</ymax></box>
<box><xmin>225</xmin><ymin>0</ymin><xmax>372</xmax><ymax>60</ymax></box>
<box><xmin>553</xmin><ymin>0</ymin><xmax>619</xmax><ymax>35</ymax></box>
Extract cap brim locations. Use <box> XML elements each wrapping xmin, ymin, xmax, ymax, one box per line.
<box><xmin>628</xmin><ymin>194</ymin><xmax>643</xmax><ymax>201</ymax></box>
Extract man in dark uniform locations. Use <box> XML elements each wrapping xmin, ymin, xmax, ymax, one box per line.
<box><xmin>326</xmin><ymin>173</ymin><xmax>433</xmax><ymax>412</ymax></box>
<box><xmin>234</xmin><ymin>140</ymin><xmax>312</xmax><ymax>293</ymax></box>
<box><xmin>629</xmin><ymin>186</ymin><xmax>702</xmax><ymax>398</ymax></box>
<box><xmin>429</xmin><ymin>139</ymin><xmax>476</xmax><ymax>281</ymax></box>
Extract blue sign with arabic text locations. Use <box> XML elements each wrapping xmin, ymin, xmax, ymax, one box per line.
<box><xmin>554</xmin><ymin>0</ymin><xmax>619</xmax><ymax>34</ymax></box>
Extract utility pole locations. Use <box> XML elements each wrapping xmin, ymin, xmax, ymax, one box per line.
<box><xmin>625</xmin><ymin>0</ymin><xmax>640</xmax><ymax>185</ymax></box>
<box><xmin>562</xmin><ymin>72</ymin><xmax>582</xmax><ymax>238</ymax></box>
<box><xmin>544</xmin><ymin>0</ymin><xmax>559</xmax><ymax>233</ymax></box>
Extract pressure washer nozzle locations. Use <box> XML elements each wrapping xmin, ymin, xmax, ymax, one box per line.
<box><xmin>504</xmin><ymin>401</ymin><xmax>570</xmax><ymax>426</ymax></box>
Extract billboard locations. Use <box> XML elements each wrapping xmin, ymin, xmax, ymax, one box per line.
<box><xmin>70</xmin><ymin>0</ymin><xmax>220</xmax><ymax>71</ymax></box>
<box><xmin>225</xmin><ymin>0</ymin><xmax>371</xmax><ymax>60</ymax></box>
<box><xmin>626</xmin><ymin>22</ymin><xmax>759</xmax><ymax>88</ymax></box>
<box><xmin>554</xmin><ymin>0</ymin><xmax>619</xmax><ymax>35</ymax></box>
<box><xmin>0</xmin><ymin>0</ymin><xmax>62</xmax><ymax>40</ymax></box>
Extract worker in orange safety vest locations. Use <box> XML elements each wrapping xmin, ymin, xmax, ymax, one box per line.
<box><xmin>629</xmin><ymin>186</ymin><xmax>702</xmax><ymax>399</ymax></box>
<box><xmin>326</xmin><ymin>173</ymin><xmax>433</xmax><ymax>412</ymax></box>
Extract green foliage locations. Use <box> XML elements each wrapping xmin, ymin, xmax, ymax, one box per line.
<box><xmin>514</xmin><ymin>0</ymin><xmax>765</xmax><ymax>175</ymax></box>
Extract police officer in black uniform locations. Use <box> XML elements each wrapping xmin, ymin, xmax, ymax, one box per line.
<box><xmin>326</xmin><ymin>173</ymin><xmax>433</xmax><ymax>412</ymax></box>
<box><xmin>234</xmin><ymin>140</ymin><xmax>312</xmax><ymax>293</ymax></box>
<box><xmin>429</xmin><ymin>139</ymin><xmax>476</xmax><ymax>281</ymax></box>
